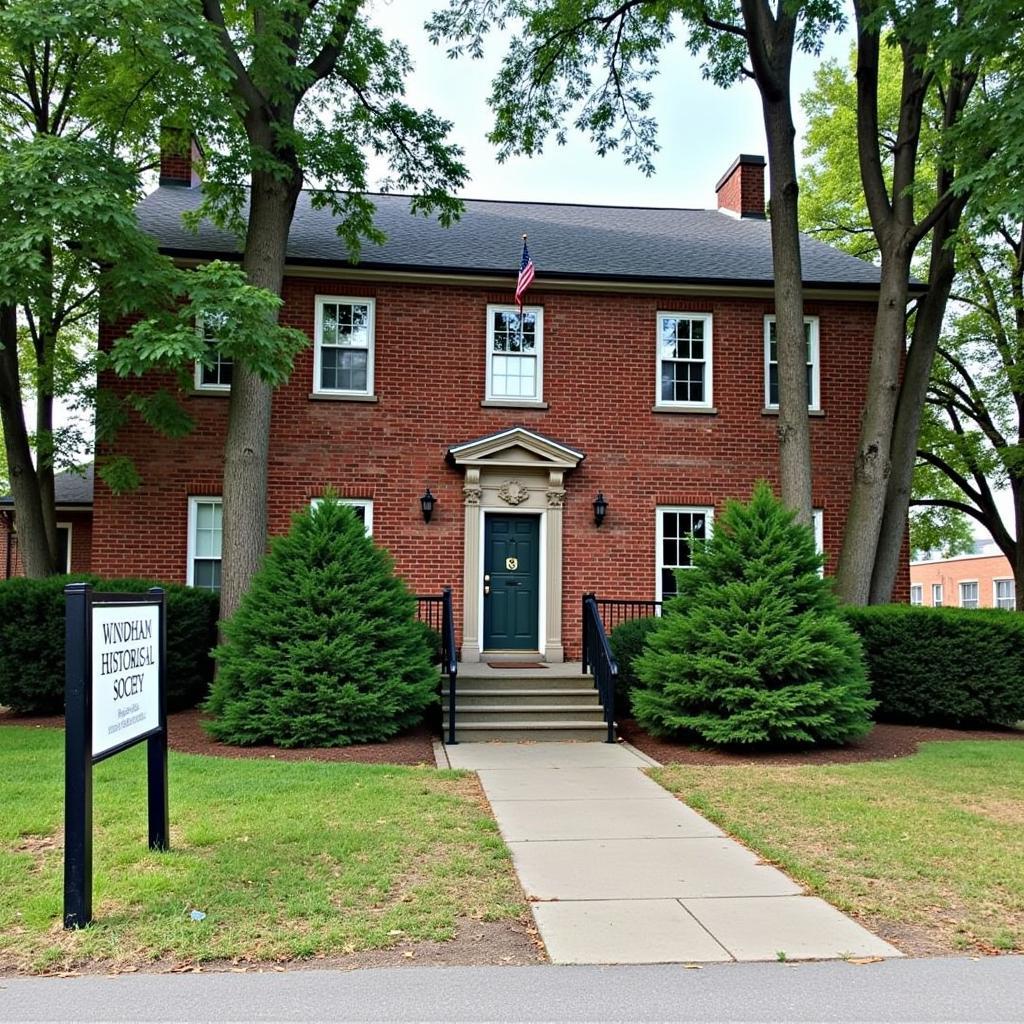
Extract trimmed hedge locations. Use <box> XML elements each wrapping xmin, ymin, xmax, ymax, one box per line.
<box><xmin>0</xmin><ymin>575</ymin><xmax>219</xmax><ymax>715</ymax></box>
<box><xmin>843</xmin><ymin>604</ymin><xmax>1024</xmax><ymax>728</ymax></box>
<box><xmin>608</xmin><ymin>616</ymin><xmax>659</xmax><ymax>715</ymax></box>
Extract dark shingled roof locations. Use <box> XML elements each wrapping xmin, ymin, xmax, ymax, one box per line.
<box><xmin>137</xmin><ymin>186</ymin><xmax>892</xmax><ymax>291</ymax></box>
<box><xmin>0</xmin><ymin>465</ymin><xmax>93</xmax><ymax>508</ymax></box>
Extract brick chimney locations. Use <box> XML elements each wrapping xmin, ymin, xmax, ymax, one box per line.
<box><xmin>715</xmin><ymin>154</ymin><xmax>766</xmax><ymax>219</ymax></box>
<box><xmin>158</xmin><ymin>125</ymin><xmax>202</xmax><ymax>188</ymax></box>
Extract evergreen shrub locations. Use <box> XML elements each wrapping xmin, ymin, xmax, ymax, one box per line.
<box><xmin>0</xmin><ymin>575</ymin><xmax>218</xmax><ymax>714</ymax></box>
<box><xmin>205</xmin><ymin>497</ymin><xmax>436</xmax><ymax>747</ymax></box>
<box><xmin>633</xmin><ymin>482</ymin><xmax>875</xmax><ymax>746</ymax></box>
<box><xmin>608</xmin><ymin>616</ymin><xmax>659</xmax><ymax>715</ymax></box>
<box><xmin>843</xmin><ymin>604</ymin><xmax>1024</xmax><ymax>727</ymax></box>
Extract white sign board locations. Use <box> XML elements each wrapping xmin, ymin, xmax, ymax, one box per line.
<box><xmin>91</xmin><ymin>603</ymin><xmax>161</xmax><ymax>758</ymax></box>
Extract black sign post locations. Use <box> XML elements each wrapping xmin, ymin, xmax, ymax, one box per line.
<box><xmin>63</xmin><ymin>583</ymin><xmax>168</xmax><ymax>930</ymax></box>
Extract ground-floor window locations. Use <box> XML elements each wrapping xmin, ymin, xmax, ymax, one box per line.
<box><xmin>932</xmin><ymin>583</ymin><xmax>943</xmax><ymax>607</ymax></box>
<box><xmin>656</xmin><ymin>506</ymin><xmax>713</xmax><ymax>601</ymax></box>
<box><xmin>959</xmin><ymin>580</ymin><xmax>979</xmax><ymax>609</ymax></box>
<box><xmin>56</xmin><ymin>523</ymin><xmax>72</xmax><ymax>573</ymax></box>
<box><xmin>994</xmin><ymin>578</ymin><xmax>1016</xmax><ymax>611</ymax></box>
<box><xmin>310</xmin><ymin>496</ymin><xmax>373</xmax><ymax>535</ymax></box>
<box><xmin>910</xmin><ymin>584</ymin><xmax>923</xmax><ymax>606</ymax></box>
<box><xmin>187</xmin><ymin>497</ymin><xmax>223</xmax><ymax>591</ymax></box>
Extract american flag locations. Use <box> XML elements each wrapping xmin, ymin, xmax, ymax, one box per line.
<box><xmin>515</xmin><ymin>235</ymin><xmax>535</xmax><ymax>311</ymax></box>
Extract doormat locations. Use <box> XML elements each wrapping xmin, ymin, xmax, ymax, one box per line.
<box><xmin>486</xmin><ymin>662</ymin><xmax>547</xmax><ymax>670</ymax></box>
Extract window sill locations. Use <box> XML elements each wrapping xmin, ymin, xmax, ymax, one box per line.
<box><xmin>308</xmin><ymin>392</ymin><xmax>379</xmax><ymax>403</ymax></box>
<box><xmin>189</xmin><ymin>388</ymin><xmax>231</xmax><ymax>398</ymax></box>
<box><xmin>762</xmin><ymin>407</ymin><xmax>825</xmax><ymax>418</ymax></box>
<box><xmin>480</xmin><ymin>399</ymin><xmax>549</xmax><ymax>410</ymax></box>
<box><xmin>652</xmin><ymin>405</ymin><xmax>718</xmax><ymax>416</ymax></box>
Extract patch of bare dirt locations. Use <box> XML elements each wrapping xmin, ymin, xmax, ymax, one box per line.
<box><xmin>0</xmin><ymin>918</ymin><xmax>546</xmax><ymax>977</ymax></box>
<box><xmin>1</xmin><ymin>708</ymin><xmax>437</xmax><ymax>766</ymax></box>
<box><xmin>621</xmin><ymin>719</ymin><xmax>1024</xmax><ymax>766</ymax></box>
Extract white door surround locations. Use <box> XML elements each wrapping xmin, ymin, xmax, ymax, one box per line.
<box><xmin>447</xmin><ymin>427</ymin><xmax>585</xmax><ymax>663</ymax></box>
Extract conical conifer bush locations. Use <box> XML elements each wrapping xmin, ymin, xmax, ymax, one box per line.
<box><xmin>633</xmin><ymin>482</ymin><xmax>874</xmax><ymax>747</ymax></box>
<box><xmin>205</xmin><ymin>497</ymin><xmax>436</xmax><ymax>747</ymax></box>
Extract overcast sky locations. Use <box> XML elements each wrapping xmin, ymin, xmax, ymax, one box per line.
<box><xmin>366</xmin><ymin>0</ymin><xmax>854</xmax><ymax>208</ymax></box>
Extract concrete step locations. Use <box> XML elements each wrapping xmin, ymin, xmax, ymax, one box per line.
<box><xmin>446</xmin><ymin>704</ymin><xmax>606</xmax><ymax>726</ymax></box>
<box><xmin>450</xmin><ymin>721</ymin><xmax>611</xmax><ymax>743</ymax></box>
<box><xmin>443</xmin><ymin>688</ymin><xmax>601</xmax><ymax>708</ymax></box>
<box><xmin>451</xmin><ymin>674</ymin><xmax>595</xmax><ymax>691</ymax></box>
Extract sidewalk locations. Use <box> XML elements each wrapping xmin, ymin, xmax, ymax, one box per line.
<box><xmin>446</xmin><ymin>742</ymin><xmax>900</xmax><ymax>965</ymax></box>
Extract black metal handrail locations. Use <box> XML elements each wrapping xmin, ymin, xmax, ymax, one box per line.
<box><xmin>416</xmin><ymin>588</ymin><xmax>458</xmax><ymax>745</ymax></box>
<box><xmin>582</xmin><ymin>592</ymin><xmax>619</xmax><ymax>743</ymax></box>
<box><xmin>593</xmin><ymin>597</ymin><xmax>663</xmax><ymax>630</ymax></box>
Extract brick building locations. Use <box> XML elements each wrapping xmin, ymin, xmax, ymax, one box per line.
<box><xmin>1</xmin><ymin>467</ymin><xmax>94</xmax><ymax>579</ymax></box>
<box><xmin>910</xmin><ymin>550</ymin><xmax>1017</xmax><ymax>611</ymax></box>
<box><xmin>82</xmin><ymin>149</ymin><xmax>911</xmax><ymax>662</ymax></box>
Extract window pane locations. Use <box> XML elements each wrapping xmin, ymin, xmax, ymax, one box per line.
<box><xmin>662</xmin><ymin>567</ymin><xmax>678</xmax><ymax>600</ymax></box>
<box><xmin>932</xmin><ymin>584</ymin><xmax>943</xmax><ymax>607</ymax></box>
<box><xmin>910</xmin><ymin>586</ymin><xmax>923</xmax><ymax>606</ymax></box>
<box><xmin>322</xmin><ymin>304</ymin><xmax>338</xmax><ymax>345</ymax></box>
<box><xmin>768</xmin><ymin>365</ymin><xmax>779</xmax><ymax>407</ymax></box>
<box><xmin>193</xmin><ymin>559</ymin><xmax>221</xmax><ymax>591</ymax></box>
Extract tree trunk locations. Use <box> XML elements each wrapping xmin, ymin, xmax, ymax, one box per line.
<box><xmin>762</xmin><ymin>94</ymin><xmax>812</xmax><ymax>526</ymax></box>
<box><xmin>0</xmin><ymin>303</ymin><xmax>51</xmax><ymax>576</ymax></box>
<box><xmin>869</xmin><ymin>207</ymin><xmax>963</xmax><ymax>604</ymax></box>
<box><xmin>1013</xmin><ymin>482</ymin><xmax>1024</xmax><ymax>612</ymax></box>
<box><xmin>35</xmin><ymin>332</ymin><xmax>59</xmax><ymax>571</ymax></box>
<box><xmin>834</xmin><ymin>246</ymin><xmax>912</xmax><ymax>604</ymax></box>
<box><xmin>217</xmin><ymin>163</ymin><xmax>302</xmax><ymax>622</ymax></box>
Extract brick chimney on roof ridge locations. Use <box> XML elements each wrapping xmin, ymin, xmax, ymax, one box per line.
<box><xmin>159</xmin><ymin>125</ymin><xmax>202</xmax><ymax>188</ymax></box>
<box><xmin>715</xmin><ymin>154</ymin><xmax>766</xmax><ymax>219</ymax></box>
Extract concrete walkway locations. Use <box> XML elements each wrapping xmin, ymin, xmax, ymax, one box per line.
<box><xmin>446</xmin><ymin>742</ymin><xmax>901</xmax><ymax>965</ymax></box>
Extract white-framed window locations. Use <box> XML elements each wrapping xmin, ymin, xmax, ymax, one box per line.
<box><xmin>485</xmin><ymin>305</ymin><xmax>543</xmax><ymax>401</ymax></box>
<box><xmin>959</xmin><ymin>580</ymin><xmax>979</xmax><ymax>609</ymax></box>
<box><xmin>187</xmin><ymin>497</ymin><xmax>223</xmax><ymax>591</ymax></box>
<box><xmin>657</xmin><ymin>312</ymin><xmax>713</xmax><ymax>409</ymax></box>
<box><xmin>310</xmin><ymin>497</ymin><xmax>373</xmax><ymax>535</ymax></box>
<box><xmin>910</xmin><ymin>584</ymin><xmax>923</xmax><ymax>606</ymax></box>
<box><xmin>932</xmin><ymin>583</ymin><xmax>943</xmax><ymax>607</ymax></box>
<box><xmin>813</xmin><ymin>508</ymin><xmax>825</xmax><ymax>576</ymax></box>
<box><xmin>314</xmin><ymin>296</ymin><xmax>375</xmax><ymax>396</ymax></box>
<box><xmin>994</xmin><ymin>579</ymin><xmax>1016</xmax><ymax>611</ymax></box>
<box><xmin>56</xmin><ymin>522</ymin><xmax>72</xmax><ymax>573</ymax></box>
<box><xmin>656</xmin><ymin>506</ymin><xmax>713</xmax><ymax>601</ymax></box>
<box><xmin>194</xmin><ymin>313</ymin><xmax>234</xmax><ymax>391</ymax></box>
<box><xmin>765</xmin><ymin>316</ymin><xmax>820</xmax><ymax>411</ymax></box>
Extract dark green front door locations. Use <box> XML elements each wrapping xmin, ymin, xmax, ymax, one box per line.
<box><xmin>483</xmin><ymin>514</ymin><xmax>540</xmax><ymax>651</ymax></box>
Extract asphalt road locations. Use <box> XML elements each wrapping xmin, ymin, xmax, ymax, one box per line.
<box><xmin>1</xmin><ymin>956</ymin><xmax>1022</xmax><ymax>1023</ymax></box>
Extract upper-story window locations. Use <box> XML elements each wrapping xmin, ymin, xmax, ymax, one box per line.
<box><xmin>656</xmin><ymin>506</ymin><xmax>713</xmax><ymax>601</ymax></box>
<box><xmin>765</xmin><ymin>316</ymin><xmax>820</xmax><ymax>411</ymax></box>
<box><xmin>657</xmin><ymin>313</ymin><xmax>713</xmax><ymax>409</ymax></box>
<box><xmin>486</xmin><ymin>306</ymin><xmax>543</xmax><ymax>402</ymax></box>
<box><xmin>314</xmin><ymin>296</ymin><xmax>375</xmax><ymax>397</ymax></box>
<box><xmin>194</xmin><ymin>313</ymin><xmax>233</xmax><ymax>391</ymax></box>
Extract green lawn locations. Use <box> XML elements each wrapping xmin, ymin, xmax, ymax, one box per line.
<box><xmin>0</xmin><ymin>726</ymin><xmax>527</xmax><ymax>973</ymax></box>
<box><xmin>652</xmin><ymin>740</ymin><xmax>1024</xmax><ymax>955</ymax></box>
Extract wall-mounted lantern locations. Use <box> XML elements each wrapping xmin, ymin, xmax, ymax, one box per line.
<box><xmin>420</xmin><ymin>488</ymin><xmax>436</xmax><ymax>524</ymax></box>
<box><xmin>592</xmin><ymin>491</ymin><xmax>608</xmax><ymax>528</ymax></box>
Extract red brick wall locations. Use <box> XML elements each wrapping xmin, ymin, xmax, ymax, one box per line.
<box><xmin>1</xmin><ymin>510</ymin><xmax>93</xmax><ymax>578</ymax></box>
<box><xmin>95</xmin><ymin>278</ymin><xmax>909</xmax><ymax>655</ymax></box>
<box><xmin>911</xmin><ymin>554</ymin><xmax>1015</xmax><ymax>609</ymax></box>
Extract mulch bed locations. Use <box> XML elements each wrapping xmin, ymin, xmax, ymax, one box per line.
<box><xmin>620</xmin><ymin>718</ymin><xmax>1024</xmax><ymax>766</ymax></box>
<box><xmin>0</xmin><ymin>708</ymin><xmax>438</xmax><ymax>767</ymax></box>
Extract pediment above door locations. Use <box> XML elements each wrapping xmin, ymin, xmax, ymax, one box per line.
<box><xmin>447</xmin><ymin>427</ymin><xmax>585</xmax><ymax>472</ymax></box>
